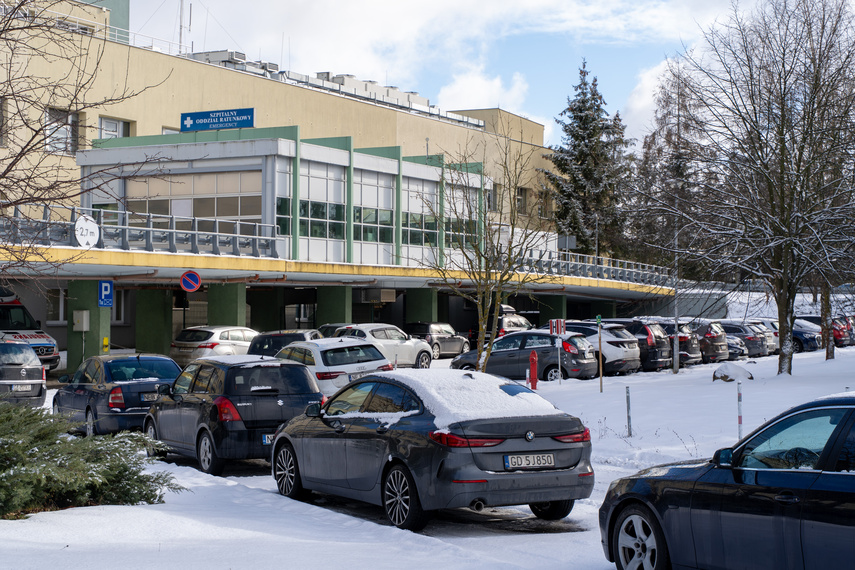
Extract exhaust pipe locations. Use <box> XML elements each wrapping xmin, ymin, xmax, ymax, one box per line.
<box><xmin>470</xmin><ymin>499</ymin><xmax>485</xmax><ymax>512</ymax></box>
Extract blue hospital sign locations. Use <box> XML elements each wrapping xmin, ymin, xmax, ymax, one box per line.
<box><xmin>98</xmin><ymin>280</ymin><xmax>113</xmax><ymax>308</ymax></box>
<box><xmin>180</xmin><ymin>108</ymin><xmax>254</xmax><ymax>132</ymax></box>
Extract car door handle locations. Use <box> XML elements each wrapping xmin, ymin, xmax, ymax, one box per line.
<box><xmin>376</xmin><ymin>426</ymin><xmax>389</xmax><ymax>434</ymax></box>
<box><xmin>774</xmin><ymin>493</ymin><xmax>800</xmax><ymax>505</ymax></box>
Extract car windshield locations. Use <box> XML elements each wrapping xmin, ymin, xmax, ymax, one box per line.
<box><xmin>176</xmin><ymin>329</ymin><xmax>214</xmax><ymax>342</ymax></box>
<box><xmin>321</xmin><ymin>344</ymin><xmax>385</xmax><ymax>366</ymax></box>
<box><xmin>0</xmin><ymin>305</ymin><xmax>40</xmax><ymax>330</ymax></box>
<box><xmin>227</xmin><ymin>364</ymin><xmax>320</xmax><ymax>395</ymax></box>
<box><xmin>0</xmin><ymin>344</ymin><xmax>40</xmax><ymax>365</ymax></box>
<box><xmin>106</xmin><ymin>359</ymin><xmax>181</xmax><ymax>382</ymax></box>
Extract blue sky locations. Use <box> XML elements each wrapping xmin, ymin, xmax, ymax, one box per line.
<box><xmin>128</xmin><ymin>1</ymin><xmax>738</xmax><ymax>147</ymax></box>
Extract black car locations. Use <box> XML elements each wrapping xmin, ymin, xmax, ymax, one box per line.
<box><xmin>0</xmin><ymin>341</ymin><xmax>46</xmax><ymax>407</ymax></box>
<box><xmin>600</xmin><ymin>319</ymin><xmax>672</xmax><ymax>371</ymax></box>
<box><xmin>599</xmin><ymin>394</ymin><xmax>855</xmax><ymax>570</ymax></box>
<box><xmin>318</xmin><ymin>323</ymin><xmax>353</xmax><ymax>338</ymax></box>
<box><xmin>719</xmin><ymin>321</ymin><xmax>769</xmax><ymax>357</ymax></box>
<box><xmin>145</xmin><ymin>355</ymin><xmax>324</xmax><ymax>475</ymax></box>
<box><xmin>651</xmin><ymin>320</ymin><xmax>702</xmax><ymax>366</ymax></box>
<box><xmin>247</xmin><ymin>329</ymin><xmax>323</xmax><ymax>356</ymax></box>
<box><xmin>53</xmin><ymin>354</ymin><xmax>181</xmax><ymax>436</ymax></box>
<box><xmin>404</xmin><ymin>322</ymin><xmax>470</xmax><ymax>359</ymax></box>
<box><xmin>272</xmin><ymin>369</ymin><xmax>594</xmax><ymax>531</ymax></box>
<box><xmin>450</xmin><ymin>330</ymin><xmax>597</xmax><ymax>381</ymax></box>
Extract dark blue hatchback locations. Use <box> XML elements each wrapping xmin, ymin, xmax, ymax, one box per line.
<box><xmin>599</xmin><ymin>394</ymin><xmax>855</xmax><ymax>570</ymax></box>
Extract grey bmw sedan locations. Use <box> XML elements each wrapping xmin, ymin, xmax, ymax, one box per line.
<box><xmin>271</xmin><ymin>369</ymin><xmax>594</xmax><ymax>530</ymax></box>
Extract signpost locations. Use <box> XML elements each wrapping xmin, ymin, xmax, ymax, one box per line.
<box><xmin>180</xmin><ymin>108</ymin><xmax>254</xmax><ymax>132</ymax></box>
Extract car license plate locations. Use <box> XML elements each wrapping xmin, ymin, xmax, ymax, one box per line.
<box><xmin>179</xmin><ymin>348</ymin><xmax>193</xmax><ymax>352</ymax></box>
<box><xmin>262</xmin><ymin>434</ymin><xmax>274</xmax><ymax>445</ymax></box>
<box><xmin>141</xmin><ymin>392</ymin><xmax>158</xmax><ymax>402</ymax></box>
<box><xmin>11</xmin><ymin>384</ymin><xmax>30</xmax><ymax>392</ymax></box>
<box><xmin>504</xmin><ymin>453</ymin><xmax>555</xmax><ymax>470</ymax></box>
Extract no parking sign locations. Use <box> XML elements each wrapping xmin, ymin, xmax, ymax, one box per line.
<box><xmin>180</xmin><ymin>271</ymin><xmax>202</xmax><ymax>292</ymax></box>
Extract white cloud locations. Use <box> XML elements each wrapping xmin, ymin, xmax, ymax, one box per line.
<box><xmin>622</xmin><ymin>59</ymin><xmax>670</xmax><ymax>146</ymax></box>
<box><xmin>437</xmin><ymin>68</ymin><xmax>528</xmax><ymax>113</ymax></box>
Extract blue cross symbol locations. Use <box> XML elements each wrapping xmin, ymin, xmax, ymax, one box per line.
<box><xmin>183</xmin><ymin>116</ymin><xmax>194</xmax><ymax>129</ymax></box>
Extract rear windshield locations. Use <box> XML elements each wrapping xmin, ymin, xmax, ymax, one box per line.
<box><xmin>646</xmin><ymin>323</ymin><xmax>668</xmax><ymax>338</ymax></box>
<box><xmin>709</xmin><ymin>323</ymin><xmax>725</xmax><ymax>335</ymax></box>
<box><xmin>321</xmin><ymin>344</ymin><xmax>386</xmax><ymax>366</ymax></box>
<box><xmin>569</xmin><ymin>336</ymin><xmax>593</xmax><ymax>351</ymax></box>
<box><xmin>227</xmin><ymin>364</ymin><xmax>320</xmax><ymax>395</ymax></box>
<box><xmin>249</xmin><ymin>334</ymin><xmax>304</xmax><ymax>356</ymax></box>
<box><xmin>606</xmin><ymin>326</ymin><xmax>635</xmax><ymax>340</ymax></box>
<box><xmin>0</xmin><ymin>344</ymin><xmax>40</xmax><ymax>366</ymax></box>
<box><xmin>107</xmin><ymin>359</ymin><xmax>181</xmax><ymax>382</ymax></box>
<box><xmin>176</xmin><ymin>329</ymin><xmax>214</xmax><ymax>342</ymax></box>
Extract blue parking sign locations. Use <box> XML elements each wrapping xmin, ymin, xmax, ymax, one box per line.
<box><xmin>98</xmin><ymin>280</ymin><xmax>113</xmax><ymax>308</ymax></box>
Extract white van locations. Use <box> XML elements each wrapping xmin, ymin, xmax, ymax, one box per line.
<box><xmin>0</xmin><ymin>288</ymin><xmax>60</xmax><ymax>370</ymax></box>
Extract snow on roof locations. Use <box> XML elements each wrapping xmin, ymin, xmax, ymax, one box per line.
<box><xmin>373</xmin><ymin>369</ymin><xmax>563</xmax><ymax>429</ymax></box>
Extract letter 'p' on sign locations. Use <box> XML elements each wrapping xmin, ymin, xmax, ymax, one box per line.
<box><xmin>98</xmin><ymin>280</ymin><xmax>113</xmax><ymax>308</ymax></box>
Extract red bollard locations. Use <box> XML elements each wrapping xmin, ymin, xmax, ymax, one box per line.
<box><xmin>529</xmin><ymin>350</ymin><xmax>538</xmax><ymax>390</ymax></box>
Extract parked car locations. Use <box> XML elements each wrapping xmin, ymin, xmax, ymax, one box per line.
<box><xmin>53</xmin><ymin>354</ymin><xmax>181</xmax><ymax>436</ymax></box>
<box><xmin>0</xmin><ymin>341</ymin><xmax>46</xmax><ymax>407</ymax></box>
<box><xmin>404</xmin><ymin>322</ymin><xmax>470</xmax><ymax>359</ymax></box>
<box><xmin>796</xmin><ymin>315</ymin><xmax>854</xmax><ymax>347</ymax></box>
<box><xmin>750</xmin><ymin>318</ymin><xmax>781</xmax><ymax>353</ymax></box>
<box><xmin>276</xmin><ymin>338</ymin><xmax>393</xmax><ymax>396</ymax></box>
<box><xmin>646</xmin><ymin>318</ymin><xmax>702</xmax><ymax>367</ymax></box>
<box><xmin>170</xmin><ymin>325</ymin><xmax>259</xmax><ymax>367</ymax></box>
<box><xmin>599</xmin><ymin>393</ymin><xmax>855</xmax><ymax>570</ymax></box>
<box><xmin>318</xmin><ymin>323</ymin><xmax>353</xmax><ymax>338</ymax></box>
<box><xmin>271</xmin><ymin>369</ymin><xmax>594</xmax><ymax>530</ymax></box>
<box><xmin>726</xmin><ymin>334</ymin><xmax>748</xmax><ymax>360</ymax></box>
<box><xmin>792</xmin><ymin>319</ymin><xmax>823</xmax><ymax>352</ymax></box>
<box><xmin>467</xmin><ymin>305</ymin><xmax>534</xmax><ymax>343</ymax></box>
<box><xmin>719</xmin><ymin>320</ymin><xmax>769</xmax><ymax>358</ymax></box>
<box><xmin>690</xmin><ymin>320</ymin><xmax>729</xmax><ymax>364</ymax></box>
<box><xmin>334</xmin><ymin>323</ymin><xmax>432</xmax><ymax>368</ymax></box>
<box><xmin>144</xmin><ymin>355</ymin><xmax>324</xmax><ymax>475</ymax></box>
<box><xmin>450</xmin><ymin>330</ymin><xmax>597</xmax><ymax>381</ymax></box>
<box><xmin>558</xmin><ymin>321</ymin><xmax>641</xmax><ymax>375</ymax></box>
<box><xmin>600</xmin><ymin>318</ymin><xmax>672</xmax><ymax>371</ymax></box>
<box><xmin>247</xmin><ymin>329</ymin><xmax>322</xmax><ymax>356</ymax></box>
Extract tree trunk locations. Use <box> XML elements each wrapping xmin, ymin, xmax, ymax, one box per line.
<box><xmin>822</xmin><ymin>282</ymin><xmax>835</xmax><ymax>360</ymax></box>
<box><xmin>776</xmin><ymin>292</ymin><xmax>794</xmax><ymax>375</ymax></box>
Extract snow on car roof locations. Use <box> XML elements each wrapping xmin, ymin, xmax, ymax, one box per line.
<box><xmin>373</xmin><ymin>369</ymin><xmax>563</xmax><ymax>429</ymax></box>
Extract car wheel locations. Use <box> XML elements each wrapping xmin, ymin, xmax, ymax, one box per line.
<box><xmin>85</xmin><ymin>409</ymin><xmax>98</xmax><ymax>437</ymax></box>
<box><xmin>144</xmin><ymin>419</ymin><xmax>166</xmax><ymax>458</ymax></box>
<box><xmin>416</xmin><ymin>351</ymin><xmax>432</xmax><ymax>369</ymax></box>
<box><xmin>543</xmin><ymin>365</ymin><xmax>563</xmax><ymax>382</ymax></box>
<box><xmin>460</xmin><ymin>341</ymin><xmax>470</xmax><ymax>354</ymax></box>
<box><xmin>613</xmin><ymin>504</ymin><xmax>670</xmax><ymax>570</ymax></box>
<box><xmin>383</xmin><ymin>464</ymin><xmax>428</xmax><ymax>531</ymax></box>
<box><xmin>530</xmin><ymin>499</ymin><xmax>574</xmax><ymax>520</ymax></box>
<box><xmin>274</xmin><ymin>442</ymin><xmax>309</xmax><ymax>500</ymax></box>
<box><xmin>196</xmin><ymin>431</ymin><xmax>225</xmax><ymax>476</ymax></box>
<box><xmin>460</xmin><ymin>363</ymin><xmax>475</xmax><ymax>371</ymax></box>
<box><xmin>794</xmin><ymin>339</ymin><xmax>804</xmax><ymax>353</ymax></box>
<box><xmin>432</xmin><ymin>344</ymin><xmax>441</xmax><ymax>360</ymax></box>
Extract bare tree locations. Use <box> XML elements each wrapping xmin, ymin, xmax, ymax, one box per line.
<box><xmin>0</xmin><ymin>1</ymin><xmax>162</xmax><ymax>279</ymax></box>
<box><xmin>637</xmin><ymin>0</ymin><xmax>855</xmax><ymax>374</ymax></box>
<box><xmin>419</xmin><ymin>118</ymin><xmax>558</xmax><ymax>371</ymax></box>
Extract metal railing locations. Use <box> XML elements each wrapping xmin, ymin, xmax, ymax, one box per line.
<box><xmin>523</xmin><ymin>249</ymin><xmax>672</xmax><ymax>286</ymax></box>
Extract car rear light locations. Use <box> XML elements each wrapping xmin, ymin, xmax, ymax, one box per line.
<box><xmin>41</xmin><ymin>367</ymin><xmax>46</xmax><ymax>382</ymax></box>
<box><xmin>197</xmin><ymin>342</ymin><xmax>219</xmax><ymax>350</ymax></box>
<box><xmin>379</xmin><ymin>363</ymin><xmax>394</xmax><ymax>371</ymax></box>
<box><xmin>646</xmin><ymin>329</ymin><xmax>655</xmax><ymax>347</ymax></box>
<box><xmin>429</xmin><ymin>431</ymin><xmax>504</xmax><ymax>448</ymax></box>
<box><xmin>497</xmin><ymin>328</ymin><xmax>507</xmax><ymax>337</ymax></box>
<box><xmin>552</xmin><ymin>428</ymin><xmax>591</xmax><ymax>443</ymax></box>
<box><xmin>562</xmin><ymin>340</ymin><xmax>578</xmax><ymax>354</ymax></box>
<box><xmin>316</xmin><ymin>371</ymin><xmax>345</xmax><ymax>380</ymax></box>
<box><xmin>677</xmin><ymin>335</ymin><xmax>689</xmax><ymax>342</ymax></box>
<box><xmin>774</xmin><ymin>331</ymin><xmax>779</xmax><ymax>337</ymax></box>
<box><xmin>320</xmin><ymin>395</ymin><xmax>328</xmax><ymax>406</ymax></box>
<box><xmin>214</xmin><ymin>396</ymin><xmax>242</xmax><ymax>422</ymax></box>
<box><xmin>108</xmin><ymin>387</ymin><xmax>125</xmax><ymax>408</ymax></box>
<box><xmin>170</xmin><ymin>342</ymin><xmax>176</xmax><ymax>348</ymax></box>
<box><xmin>745</xmin><ymin>336</ymin><xmax>757</xmax><ymax>341</ymax></box>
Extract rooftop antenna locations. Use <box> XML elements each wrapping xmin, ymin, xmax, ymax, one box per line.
<box><xmin>179</xmin><ymin>1</ymin><xmax>192</xmax><ymax>54</ymax></box>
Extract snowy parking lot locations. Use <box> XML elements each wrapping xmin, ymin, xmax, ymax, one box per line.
<box><xmin>2</xmin><ymin>348</ymin><xmax>853</xmax><ymax>569</ymax></box>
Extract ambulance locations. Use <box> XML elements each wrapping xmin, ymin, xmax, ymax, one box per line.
<box><xmin>0</xmin><ymin>287</ymin><xmax>60</xmax><ymax>370</ymax></box>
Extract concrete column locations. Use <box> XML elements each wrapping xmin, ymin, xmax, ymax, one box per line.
<box><xmin>316</xmin><ymin>286</ymin><xmax>352</xmax><ymax>326</ymax></box>
<box><xmin>591</xmin><ymin>300</ymin><xmax>617</xmax><ymax>319</ymax></box>
<box><xmin>537</xmin><ymin>295</ymin><xmax>567</xmax><ymax>326</ymax></box>
<box><xmin>135</xmin><ymin>289</ymin><xmax>174</xmax><ymax>354</ymax></box>
<box><xmin>247</xmin><ymin>288</ymin><xmax>285</xmax><ymax>332</ymax></box>
<box><xmin>66</xmin><ymin>281</ymin><xmax>112</xmax><ymax>372</ymax></box>
<box><xmin>207</xmin><ymin>283</ymin><xmax>247</xmax><ymax>326</ymax></box>
<box><xmin>406</xmin><ymin>288</ymin><xmax>437</xmax><ymax>323</ymax></box>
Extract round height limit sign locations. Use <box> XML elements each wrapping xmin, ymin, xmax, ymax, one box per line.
<box><xmin>180</xmin><ymin>271</ymin><xmax>201</xmax><ymax>292</ymax></box>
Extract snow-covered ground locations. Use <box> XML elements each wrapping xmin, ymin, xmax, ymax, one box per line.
<box><xmin>3</xmin><ymin>349</ymin><xmax>853</xmax><ymax>569</ymax></box>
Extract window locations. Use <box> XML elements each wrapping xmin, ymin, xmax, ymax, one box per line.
<box><xmin>363</xmin><ymin>383</ymin><xmax>419</xmax><ymax>414</ymax></box>
<box><xmin>493</xmin><ymin>335</ymin><xmax>523</xmax><ymax>351</ymax></box>
<box><xmin>516</xmin><ymin>187</ymin><xmax>527</xmax><ymax>211</ymax></box>
<box><xmin>326</xmin><ymin>382</ymin><xmax>375</xmax><ymax>416</ymax></box>
<box><xmin>0</xmin><ymin>97</ymin><xmax>6</xmax><ymax>147</ymax></box>
<box><xmin>403</xmin><ymin>211</ymin><xmax>437</xmax><ymax>247</ymax></box>
<box><xmin>833</xmin><ymin>423</ymin><xmax>855</xmax><ymax>472</ymax></box>
<box><xmin>99</xmin><ymin>117</ymin><xmax>131</xmax><ymax>139</ymax></box>
<box><xmin>737</xmin><ymin>408</ymin><xmax>847</xmax><ymax>470</ymax></box>
<box><xmin>45</xmin><ymin>108</ymin><xmax>79</xmax><ymax>154</ymax></box>
<box><xmin>538</xmin><ymin>191</ymin><xmax>550</xmax><ymax>218</ymax></box>
<box><xmin>355</xmin><ymin>206</ymin><xmax>393</xmax><ymax>243</ymax></box>
<box><xmin>298</xmin><ymin>199</ymin><xmax>345</xmax><ymax>240</ymax></box>
<box><xmin>487</xmin><ymin>184</ymin><xmax>499</xmax><ymax>212</ymax></box>
<box><xmin>524</xmin><ymin>334</ymin><xmax>554</xmax><ymax>348</ymax></box>
<box><xmin>191</xmin><ymin>367</ymin><xmax>215</xmax><ymax>394</ymax></box>
<box><xmin>173</xmin><ymin>364</ymin><xmax>199</xmax><ymax>395</ymax></box>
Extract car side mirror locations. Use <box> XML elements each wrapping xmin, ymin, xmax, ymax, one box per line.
<box><xmin>58</xmin><ymin>374</ymin><xmax>70</xmax><ymax>384</ymax></box>
<box><xmin>157</xmin><ymin>383</ymin><xmax>171</xmax><ymax>395</ymax></box>
<box><xmin>712</xmin><ymin>447</ymin><xmax>734</xmax><ymax>468</ymax></box>
<box><xmin>305</xmin><ymin>403</ymin><xmax>321</xmax><ymax>417</ymax></box>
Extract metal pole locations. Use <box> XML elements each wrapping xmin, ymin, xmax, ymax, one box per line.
<box><xmin>737</xmin><ymin>379</ymin><xmax>743</xmax><ymax>440</ymax></box>
<box><xmin>626</xmin><ymin>386</ymin><xmax>632</xmax><ymax>438</ymax></box>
